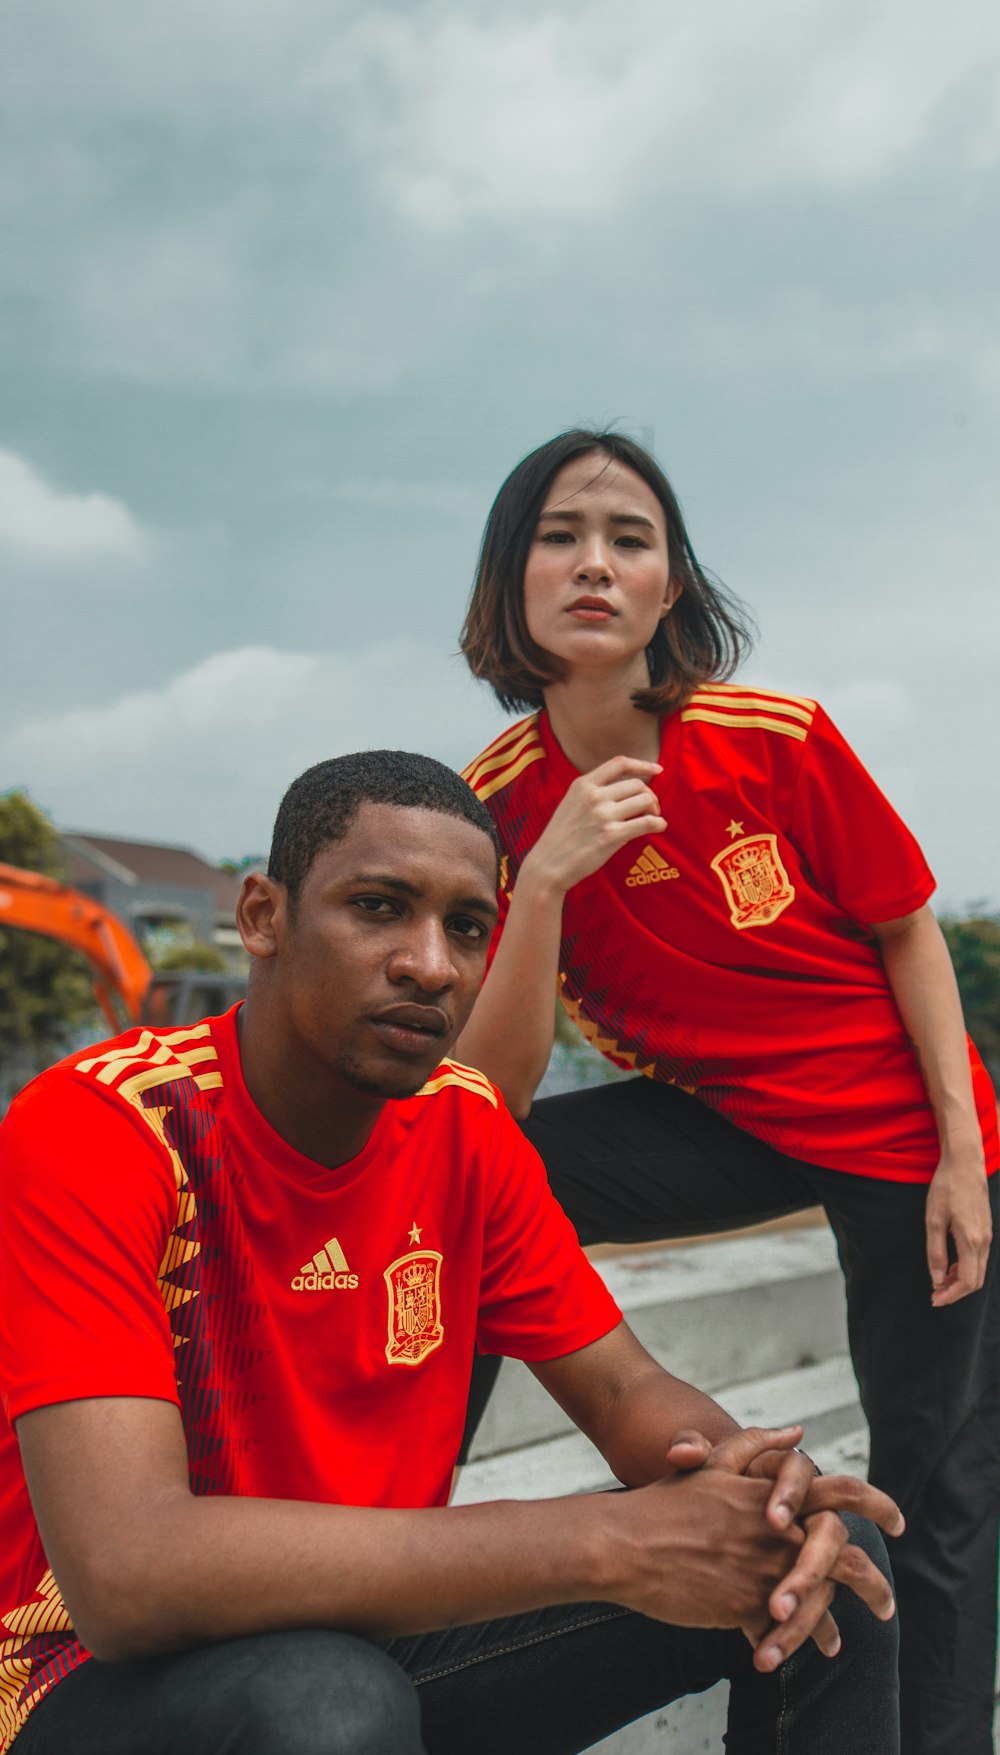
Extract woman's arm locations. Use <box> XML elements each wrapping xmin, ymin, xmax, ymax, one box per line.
<box><xmin>454</xmin><ymin>757</ymin><xmax>665</xmax><ymax>1114</ymax></box>
<box><xmin>871</xmin><ymin>903</ymin><xmax>992</xmax><ymax>1306</ymax></box>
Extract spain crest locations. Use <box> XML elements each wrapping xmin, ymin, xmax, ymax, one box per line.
<box><xmin>384</xmin><ymin>1250</ymin><xmax>444</xmax><ymax>1366</ymax></box>
<box><xmin>710</xmin><ymin>834</ymin><xmax>795</xmax><ymax>930</ymax></box>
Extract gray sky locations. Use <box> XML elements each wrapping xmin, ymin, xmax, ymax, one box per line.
<box><xmin>2</xmin><ymin>0</ymin><xmax>998</xmax><ymax>909</ymax></box>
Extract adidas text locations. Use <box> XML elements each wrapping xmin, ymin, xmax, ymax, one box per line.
<box><xmin>626</xmin><ymin>864</ymin><xmax>679</xmax><ymax>886</ymax></box>
<box><xmin>292</xmin><ymin>1270</ymin><xmax>359</xmax><ymax>1291</ymax></box>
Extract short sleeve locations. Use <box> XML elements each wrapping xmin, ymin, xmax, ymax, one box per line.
<box><xmin>0</xmin><ymin>1072</ymin><xmax>182</xmax><ymax>1422</ymax></box>
<box><xmin>790</xmin><ymin>703</ymin><xmax>935</xmax><ymax>923</ymax></box>
<box><xmin>475</xmin><ymin>1103</ymin><xmax>620</xmax><ymax>1361</ymax></box>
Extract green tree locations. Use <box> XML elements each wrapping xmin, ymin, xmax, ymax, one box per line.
<box><xmin>0</xmin><ymin>792</ymin><xmax>98</xmax><ymax>1087</ymax></box>
<box><xmin>940</xmin><ymin>915</ymin><xmax>1000</xmax><ymax>1082</ymax></box>
<box><xmin>149</xmin><ymin>937</ymin><xmax>230</xmax><ymax>974</ymax></box>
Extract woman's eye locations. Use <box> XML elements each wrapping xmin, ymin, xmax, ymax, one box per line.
<box><xmin>615</xmin><ymin>535</ymin><xmax>646</xmax><ymax>549</ymax></box>
<box><xmin>539</xmin><ymin>530</ymin><xmax>573</xmax><ymax>544</ymax></box>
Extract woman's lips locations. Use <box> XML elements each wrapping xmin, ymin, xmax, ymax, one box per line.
<box><xmin>568</xmin><ymin>597</ymin><xmax>615</xmax><ymax>621</ymax></box>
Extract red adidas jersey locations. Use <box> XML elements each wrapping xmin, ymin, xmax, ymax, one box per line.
<box><xmin>463</xmin><ymin>685</ymin><xmax>999</xmax><ymax>1182</ymax></box>
<box><xmin>0</xmin><ymin>1005</ymin><xmax>619</xmax><ymax>1750</ymax></box>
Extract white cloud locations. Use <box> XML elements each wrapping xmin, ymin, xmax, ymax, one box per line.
<box><xmin>0</xmin><ymin>450</ymin><xmax>147</xmax><ymax>561</ymax></box>
<box><xmin>0</xmin><ymin>642</ymin><xmax>509</xmax><ymax>857</ymax></box>
<box><xmin>321</xmin><ymin>0</ymin><xmax>1000</xmax><ymax>225</ymax></box>
<box><xmin>4</xmin><ymin>0</ymin><xmax>997</xmax><ymax>391</ymax></box>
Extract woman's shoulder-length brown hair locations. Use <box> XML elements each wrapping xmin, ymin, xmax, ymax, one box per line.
<box><xmin>460</xmin><ymin>428</ymin><xmax>754</xmax><ymax>716</ymax></box>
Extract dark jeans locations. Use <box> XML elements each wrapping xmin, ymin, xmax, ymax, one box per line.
<box><xmin>13</xmin><ymin>1519</ymin><xmax>897</xmax><ymax>1754</ymax></box>
<box><xmin>462</xmin><ymin>1078</ymin><xmax>1000</xmax><ymax>1755</ymax></box>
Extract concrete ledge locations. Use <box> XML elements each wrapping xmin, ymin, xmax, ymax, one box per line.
<box><xmin>469</xmin><ymin>1228</ymin><xmax>847</xmax><ymax>1462</ymax></box>
<box><xmin>457</xmin><ymin>1221</ymin><xmax>869</xmax><ymax>1755</ymax></box>
<box><xmin>456</xmin><ymin>1357</ymin><xmax>863</xmax><ymax>1507</ymax></box>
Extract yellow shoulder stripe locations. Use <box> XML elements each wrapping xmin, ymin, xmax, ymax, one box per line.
<box><xmin>463</xmin><ymin>717</ymin><xmax>544</xmax><ymax>799</ymax></box>
<box><xmin>117</xmin><ymin>1064</ymin><xmax>223</xmax><ymax>1105</ymax></box>
<box><xmin>473</xmin><ymin>742</ymin><xmax>546</xmax><ymax>802</ymax></box>
<box><xmin>416</xmin><ymin>1061</ymin><xmax>499</xmax><ymax>1109</ymax></box>
<box><xmin>154</xmin><ymin>1022</ymin><xmax>214</xmax><ymax>1047</ymax></box>
<box><xmin>75</xmin><ymin>1029</ymin><xmax>222</xmax><ymax>1103</ymax></box>
<box><xmin>463</xmin><ymin>716</ymin><xmax>541</xmax><ymax>789</ymax></box>
<box><xmin>461</xmin><ymin>715</ymin><xmax>538</xmax><ymax>785</ymax></box>
<box><xmin>681</xmin><ymin>708</ymin><xmax>808</xmax><ymax>742</ymax></box>
<box><xmin>687</xmin><ymin>690</ymin><xmax>814</xmax><ymax>726</ymax></box>
<box><xmin>694</xmin><ymin>681</ymin><xmax>817</xmax><ymax>712</ymax></box>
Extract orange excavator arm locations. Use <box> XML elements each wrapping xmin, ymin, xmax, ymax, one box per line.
<box><xmin>0</xmin><ymin>862</ymin><xmax>152</xmax><ymax>1029</ymax></box>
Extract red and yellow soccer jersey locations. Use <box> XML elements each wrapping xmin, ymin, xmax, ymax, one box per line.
<box><xmin>463</xmin><ymin>684</ymin><xmax>999</xmax><ymax>1183</ymax></box>
<box><xmin>0</xmin><ymin>1006</ymin><xmax>619</xmax><ymax>1751</ymax></box>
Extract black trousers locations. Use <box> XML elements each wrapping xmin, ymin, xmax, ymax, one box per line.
<box><xmin>463</xmin><ymin>1078</ymin><xmax>1000</xmax><ymax>1755</ymax></box>
<box><xmin>13</xmin><ymin>1522</ymin><xmax>898</xmax><ymax>1754</ymax></box>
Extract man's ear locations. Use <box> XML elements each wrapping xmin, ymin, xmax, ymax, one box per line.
<box><xmin>237</xmin><ymin>872</ymin><xmax>287</xmax><ymax>960</ymax></box>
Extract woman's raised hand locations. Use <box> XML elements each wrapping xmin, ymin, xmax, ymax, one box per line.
<box><xmin>522</xmin><ymin>756</ymin><xmax>666</xmax><ymax>897</ymax></box>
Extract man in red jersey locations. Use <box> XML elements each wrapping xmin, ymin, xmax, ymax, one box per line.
<box><xmin>0</xmin><ymin>752</ymin><xmax>902</xmax><ymax>1755</ymax></box>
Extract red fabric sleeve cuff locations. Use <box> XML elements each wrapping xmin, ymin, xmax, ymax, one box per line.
<box><xmin>5</xmin><ymin>1372</ymin><xmax>181</xmax><ymax>1425</ymax></box>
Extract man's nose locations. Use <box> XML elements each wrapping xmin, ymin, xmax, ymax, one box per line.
<box><xmin>387</xmin><ymin>923</ymin><xmax>456</xmax><ymax>991</ymax></box>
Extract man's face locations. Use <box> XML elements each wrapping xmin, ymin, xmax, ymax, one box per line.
<box><xmin>273</xmin><ymin>802</ymin><xmax>498</xmax><ymax>1100</ymax></box>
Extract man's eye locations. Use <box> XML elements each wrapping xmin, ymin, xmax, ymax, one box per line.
<box><xmin>449</xmin><ymin>916</ymin><xmax>487</xmax><ymax>941</ymax></box>
<box><xmin>354</xmin><ymin>896</ymin><xmax>397</xmax><ymax>916</ymax></box>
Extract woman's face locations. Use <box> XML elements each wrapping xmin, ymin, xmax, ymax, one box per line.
<box><xmin>522</xmin><ymin>453</ymin><xmax>679</xmax><ymax>684</ymax></box>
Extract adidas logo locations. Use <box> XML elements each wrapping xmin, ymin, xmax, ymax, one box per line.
<box><xmin>291</xmin><ymin>1236</ymin><xmax>359</xmax><ymax>1292</ymax></box>
<box><xmin>626</xmin><ymin>845</ymin><xmax>680</xmax><ymax>888</ymax></box>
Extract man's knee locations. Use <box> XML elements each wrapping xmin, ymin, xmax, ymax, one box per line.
<box><xmin>831</xmin><ymin>1513</ymin><xmax>899</xmax><ymax>1673</ymax></box>
<box><xmin>214</xmin><ymin>1630</ymin><xmax>424</xmax><ymax>1755</ymax></box>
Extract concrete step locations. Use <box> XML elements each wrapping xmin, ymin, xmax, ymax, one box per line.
<box><xmin>458</xmin><ymin>1368</ymin><xmax>870</xmax><ymax>1754</ymax></box>
<box><xmin>458</xmin><ymin>1414</ymin><xmax>873</xmax><ymax>1755</ymax></box>
<box><xmin>456</xmin><ymin>1223</ymin><xmax>869</xmax><ymax>1754</ymax></box>
<box><xmin>469</xmin><ymin>1226</ymin><xmax>848</xmax><ymax>1463</ymax></box>
<box><xmin>456</xmin><ymin>1356</ymin><xmax>864</xmax><ymax>1506</ymax></box>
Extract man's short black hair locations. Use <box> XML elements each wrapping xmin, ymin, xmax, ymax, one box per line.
<box><xmin>267</xmin><ymin>750</ymin><xmax>501</xmax><ymax>903</ymax></box>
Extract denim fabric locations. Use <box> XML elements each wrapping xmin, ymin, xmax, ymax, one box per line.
<box><xmin>462</xmin><ymin>1074</ymin><xmax>1000</xmax><ymax>1754</ymax></box>
<box><xmin>13</xmin><ymin>1516</ymin><xmax>897</xmax><ymax>1755</ymax></box>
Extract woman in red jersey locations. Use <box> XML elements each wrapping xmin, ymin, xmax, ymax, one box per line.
<box><xmin>455</xmin><ymin>429</ymin><xmax>999</xmax><ymax>1755</ymax></box>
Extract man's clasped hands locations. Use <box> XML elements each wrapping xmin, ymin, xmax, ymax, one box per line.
<box><xmin>621</xmin><ymin>1423</ymin><xmax>903</xmax><ymax>1672</ymax></box>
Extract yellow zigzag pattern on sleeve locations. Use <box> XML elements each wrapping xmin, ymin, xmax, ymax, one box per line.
<box><xmin>74</xmin><ymin>1025</ymin><xmax>217</xmax><ymax>1347</ymax></box>
<box><xmin>0</xmin><ymin>1569</ymin><xmax>74</xmax><ymax>1753</ymax></box>
<box><xmin>558</xmin><ymin>987</ymin><xmax>656</xmax><ymax>1079</ymax></box>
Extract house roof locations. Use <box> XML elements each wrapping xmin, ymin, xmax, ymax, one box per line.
<box><xmin>63</xmin><ymin>833</ymin><xmax>248</xmax><ymax>916</ymax></box>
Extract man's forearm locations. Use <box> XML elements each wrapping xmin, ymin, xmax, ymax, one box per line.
<box><xmin>533</xmin><ymin>1336</ymin><xmax>742</xmax><ymax>1489</ymax></box>
<box><xmin>18</xmin><ymin>1399</ymin><xmax>608</xmax><ymax>1662</ymax></box>
<box><xmin>584</xmin><ymin>1363</ymin><xmax>742</xmax><ymax>1487</ymax></box>
<box><xmin>76</xmin><ymin>1488</ymin><xmax>614</xmax><ymax>1660</ymax></box>
<box><xmin>19</xmin><ymin>1392</ymin><xmax>901</xmax><ymax>1679</ymax></box>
